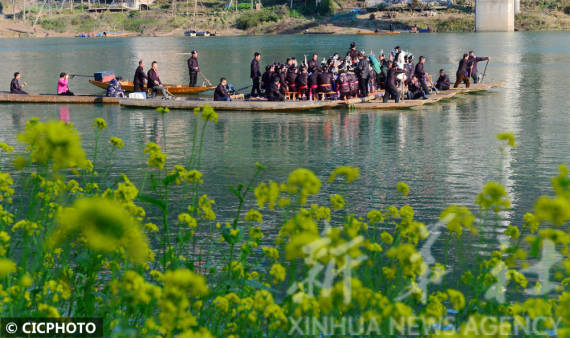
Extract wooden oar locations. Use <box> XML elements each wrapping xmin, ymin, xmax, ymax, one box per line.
<box><xmin>480</xmin><ymin>59</ymin><xmax>490</xmax><ymax>83</ymax></box>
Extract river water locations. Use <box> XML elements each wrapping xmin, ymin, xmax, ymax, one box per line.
<box><xmin>0</xmin><ymin>32</ymin><xmax>569</xmax><ymax>256</ymax></box>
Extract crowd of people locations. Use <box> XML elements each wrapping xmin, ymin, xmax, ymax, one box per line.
<box><xmin>8</xmin><ymin>43</ymin><xmax>489</xmax><ymax>104</ymax></box>
<box><xmin>244</xmin><ymin>43</ymin><xmax>490</xmax><ymax>103</ymax></box>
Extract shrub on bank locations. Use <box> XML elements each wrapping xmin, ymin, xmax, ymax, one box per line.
<box><xmin>0</xmin><ymin>108</ymin><xmax>568</xmax><ymax>336</ymax></box>
<box><xmin>236</xmin><ymin>9</ymin><xmax>279</xmax><ymax>29</ymax></box>
<box><xmin>39</xmin><ymin>17</ymin><xmax>68</xmax><ymax>33</ymax></box>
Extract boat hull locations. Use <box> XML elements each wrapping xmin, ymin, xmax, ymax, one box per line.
<box><xmin>88</xmin><ymin>80</ymin><xmax>215</xmax><ymax>95</ymax></box>
<box><xmin>0</xmin><ymin>92</ymin><xmax>119</xmax><ymax>104</ymax></box>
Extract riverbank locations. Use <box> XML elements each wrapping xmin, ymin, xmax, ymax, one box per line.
<box><xmin>0</xmin><ymin>4</ymin><xmax>568</xmax><ymax>38</ymax></box>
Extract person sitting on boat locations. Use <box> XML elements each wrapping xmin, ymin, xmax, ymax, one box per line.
<box><xmin>10</xmin><ymin>72</ymin><xmax>27</xmax><ymax>95</ymax></box>
<box><xmin>147</xmin><ymin>61</ymin><xmax>169</xmax><ymax>99</ymax></box>
<box><xmin>407</xmin><ymin>75</ymin><xmax>428</xmax><ymax>100</ymax></box>
<box><xmin>414</xmin><ymin>56</ymin><xmax>430</xmax><ymax>97</ymax></box>
<box><xmin>266</xmin><ymin>76</ymin><xmax>284</xmax><ymax>102</ymax></box>
<box><xmin>285</xmin><ymin>66</ymin><xmax>298</xmax><ymax>99</ymax></box>
<box><xmin>467</xmin><ymin>51</ymin><xmax>490</xmax><ymax>84</ymax></box>
<box><xmin>337</xmin><ymin>71</ymin><xmax>351</xmax><ymax>100</ymax></box>
<box><xmin>187</xmin><ymin>50</ymin><xmax>199</xmax><ymax>87</ymax></box>
<box><xmin>278</xmin><ymin>65</ymin><xmax>288</xmax><ymax>96</ymax></box>
<box><xmin>296</xmin><ymin>66</ymin><xmax>309</xmax><ymax>100</ymax></box>
<box><xmin>436</xmin><ymin>69</ymin><xmax>451</xmax><ymax>91</ymax></box>
<box><xmin>106</xmin><ymin>76</ymin><xmax>125</xmax><ymax>98</ymax></box>
<box><xmin>317</xmin><ymin>65</ymin><xmax>334</xmax><ymax>100</ymax></box>
<box><xmin>454</xmin><ymin>54</ymin><xmax>471</xmax><ymax>89</ymax></box>
<box><xmin>57</xmin><ymin>73</ymin><xmax>74</xmax><ymax>96</ymax></box>
<box><xmin>214</xmin><ymin>77</ymin><xmax>231</xmax><ymax>101</ymax></box>
<box><xmin>308</xmin><ymin>66</ymin><xmax>319</xmax><ymax>100</ymax></box>
<box><xmin>383</xmin><ymin>61</ymin><xmax>406</xmax><ymax>103</ymax></box>
<box><xmin>134</xmin><ymin>60</ymin><xmax>147</xmax><ymax>92</ymax></box>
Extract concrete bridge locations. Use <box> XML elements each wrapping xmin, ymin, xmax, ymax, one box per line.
<box><xmin>476</xmin><ymin>0</ymin><xmax>520</xmax><ymax>32</ymax></box>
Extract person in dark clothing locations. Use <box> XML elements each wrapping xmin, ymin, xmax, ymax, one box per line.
<box><xmin>337</xmin><ymin>72</ymin><xmax>351</xmax><ymax>99</ymax></box>
<box><xmin>261</xmin><ymin>65</ymin><xmax>274</xmax><ymax>92</ymax></box>
<box><xmin>147</xmin><ymin>61</ymin><xmax>169</xmax><ymax>99</ymax></box>
<box><xmin>383</xmin><ymin>62</ymin><xmax>406</xmax><ymax>103</ymax></box>
<box><xmin>356</xmin><ymin>54</ymin><xmax>370</xmax><ymax>97</ymax></box>
<box><xmin>467</xmin><ymin>51</ymin><xmax>490</xmax><ymax>84</ymax></box>
<box><xmin>10</xmin><ymin>72</ymin><xmax>27</xmax><ymax>94</ymax></box>
<box><xmin>106</xmin><ymin>76</ymin><xmax>125</xmax><ymax>98</ymax></box>
<box><xmin>250</xmin><ymin>52</ymin><xmax>262</xmax><ymax>97</ymax></box>
<box><xmin>407</xmin><ymin>76</ymin><xmax>427</xmax><ymax>100</ymax></box>
<box><xmin>187</xmin><ymin>50</ymin><xmax>199</xmax><ymax>87</ymax></box>
<box><xmin>266</xmin><ymin>76</ymin><xmax>284</xmax><ymax>101</ymax></box>
<box><xmin>308</xmin><ymin>54</ymin><xmax>319</xmax><ymax>71</ymax></box>
<box><xmin>454</xmin><ymin>54</ymin><xmax>470</xmax><ymax>88</ymax></box>
<box><xmin>285</xmin><ymin>66</ymin><xmax>298</xmax><ymax>96</ymax></box>
<box><xmin>317</xmin><ymin>65</ymin><xmax>333</xmax><ymax>99</ymax></box>
<box><xmin>296</xmin><ymin>66</ymin><xmax>309</xmax><ymax>99</ymax></box>
<box><xmin>436</xmin><ymin>69</ymin><xmax>451</xmax><ymax>90</ymax></box>
<box><xmin>308</xmin><ymin>67</ymin><xmax>319</xmax><ymax>100</ymax></box>
<box><xmin>414</xmin><ymin>56</ymin><xmax>430</xmax><ymax>96</ymax></box>
<box><xmin>133</xmin><ymin>60</ymin><xmax>147</xmax><ymax>92</ymax></box>
<box><xmin>347</xmin><ymin>42</ymin><xmax>361</xmax><ymax>63</ymax></box>
<box><xmin>214</xmin><ymin>77</ymin><xmax>231</xmax><ymax>101</ymax></box>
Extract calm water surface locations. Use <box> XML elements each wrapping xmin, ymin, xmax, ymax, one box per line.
<box><xmin>0</xmin><ymin>32</ymin><xmax>569</xmax><ymax>259</ymax></box>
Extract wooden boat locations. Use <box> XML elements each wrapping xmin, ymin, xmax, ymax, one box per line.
<box><xmin>353</xmin><ymin>82</ymin><xmax>504</xmax><ymax>110</ymax></box>
<box><xmin>88</xmin><ymin>80</ymin><xmax>215</xmax><ymax>94</ymax></box>
<box><xmin>0</xmin><ymin>92</ymin><xmax>119</xmax><ymax>104</ymax></box>
<box><xmin>356</xmin><ymin>31</ymin><xmax>401</xmax><ymax>35</ymax></box>
<box><xmin>119</xmin><ymin>94</ymin><xmax>382</xmax><ymax>112</ymax></box>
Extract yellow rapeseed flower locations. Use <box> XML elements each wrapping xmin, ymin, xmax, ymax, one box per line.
<box><xmin>496</xmin><ymin>132</ymin><xmax>516</xmax><ymax>147</ymax></box>
<box><xmin>92</xmin><ymin>118</ymin><xmax>107</xmax><ymax>130</ymax></box>
<box><xmin>254</xmin><ymin>181</ymin><xmax>280</xmax><ymax>210</ymax></box>
<box><xmin>18</xmin><ymin>119</ymin><xmax>87</xmax><ymax>170</ymax></box>
<box><xmin>0</xmin><ymin>258</ymin><xmax>17</xmax><ymax>277</ymax></box>
<box><xmin>200</xmin><ymin>105</ymin><xmax>218</xmax><ymax>123</ymax></box>
<box><xmin>0</xmin><ymin>142</ymin><xmax>14</xmax><ymax>153</ymax></box>
<box><xmin>475</xmin><ymin>182</ymin><xmax>511</xmax><ymax>212</ymax></box>
<box><xmin>269</xmin><ymin>263</ymin><xmax>286</xmax><ymax>283</ymax></box>
<box><xmin>328</xmin><ymin>166</ymin><xmax>360</xmax><ymax>183</ymax></box>
<box><xmin>244</xmin><ymin>209</ymin><xmax>263</xmax><ymax>223</ymax></box>
<box><xmin>287</xmin><ymin>168</ymin><xmax>321</xmax><ymax>205</ymax></box>
<box><xmin>330</xmin><ymin>194</ymin><xmax>345</xmax><ymax>211</ymax></box>
<box><xmin>50</xmin><ymin>197</ymin><xmax>150</xmax><ymax>264</ymax></box>
<box><xmin>397</xmin><ymin>182</ymin><xmax>410</xmax><ymax>197</ymax></box>
<box><xmin>109</xmin><ymin>137</ymin><xmax>124</xmax><ymax>149</ymax></box>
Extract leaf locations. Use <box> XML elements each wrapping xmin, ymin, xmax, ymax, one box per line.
<box><xmin>162</xmin><ymin>173</ymin><xmax>178</xmax><ymax>186</ymax></box>
<box><xmin>137</xmin><ymin>195</ymin><xmax>166</xmax><ymax>212</ymax></box>
<box><xmin>245</xmin><ymin>280</ymin><xmax>282</xmax><ymax>294</ymax></box>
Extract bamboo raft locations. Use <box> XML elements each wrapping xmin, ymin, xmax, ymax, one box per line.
<box><xmin>353</xmin><ymin>82</ymin><xmax>505</xmax><ymax>110</ymax></box>
<box><xmin>88</xmin><ymin>80</ymin><xmax>215</xmax><ymax>94</ymax></box>
<box><xmin>0</xmin><ymin>92</ymin><xmax>120</xmax><ymax>104</ymax></box>
<box><xmin>119</xmin><ymin>94</ymin><xmax>383</xmax><ymax>111</ymax></box>
<box><xmin>356</xmin><ymin>32</ymin><xmax>401</xmax><ymax>35</ymax></box>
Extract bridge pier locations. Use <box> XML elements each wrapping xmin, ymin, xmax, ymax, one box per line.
<box><xmin>476</xmin><ymin>0</ymin><xmax>514</xmax><ymax>32</ymax></box>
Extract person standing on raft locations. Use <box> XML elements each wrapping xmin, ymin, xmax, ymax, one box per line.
<box><xmin>250</xmin><ymin>52</ymin><xmax>262</xmax><ymax>98</ymax></box>
<box><xmin>454</xmin><ymin>54</ymin><xmax>470</xmax><ymax>88</ymax></box>
<box><xmin>187</xmin><ymin>50</ymin><xmax>199</xmax><ymax>87</ymax></box>
<box><xmin>133</xmin><ymin>60</ymin><xmax>147</xmax><ymax>93</ymax></box>
<box><xmin>467</xmin><ymin>51</ymin><xmax>490</xmax><ymax>84</ymax></box>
